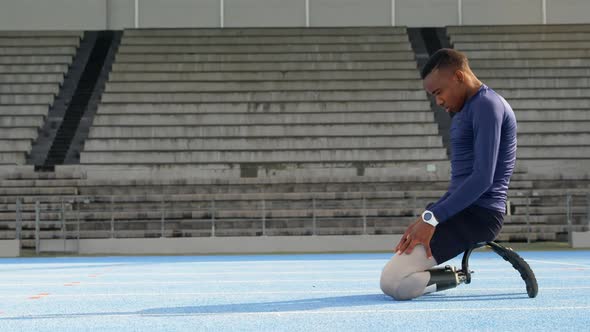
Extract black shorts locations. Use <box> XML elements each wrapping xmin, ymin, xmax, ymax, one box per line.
<box><xmin>429</xmin><ymin>205</ymin><xmax>504</xmax><ymax>264</ymax></box>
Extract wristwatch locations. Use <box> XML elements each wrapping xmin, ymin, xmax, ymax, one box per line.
<box><xmin>421</xmin><ymin>210</ymin><xmax>439</xmax><ymax>227</ymax></box>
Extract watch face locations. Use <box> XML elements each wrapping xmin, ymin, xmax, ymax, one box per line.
<box><xmin>424</xmin><ymin>212</ymin><xmax>433</xmax><ymax>221</ymax></box>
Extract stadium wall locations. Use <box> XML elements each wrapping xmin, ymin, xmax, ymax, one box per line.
<box><xmin>0</xmin><ymin>240</ymin><xmax>20</xmax><ymax>257</ymax></box>
<box><xmin>0</xmin><ymin>0</ymin><xmax>589</xmax><ymax>30</ymax></box>
<box><xmin>39</xmin><ymin>235</ymin><xmax>403</xmax><ymax>255</ymax></box>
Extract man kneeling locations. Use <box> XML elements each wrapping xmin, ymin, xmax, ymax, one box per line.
<box><xmin>380</xmin><ymin>49</ymin><xmax>514</xmax><ymax>300</ymax></box>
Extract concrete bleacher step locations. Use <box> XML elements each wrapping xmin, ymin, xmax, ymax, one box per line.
<box><xmin>6</xmin><ymin>176</ymin><xmax>536</xmax><ymax>198</ymax></box>
<box><xmin>0</xmin><ymin>152</ymin><xmax>25</xmax><ymax>164</ymax></box>
<box><xmin>0</xmin><ymin>105</ymin><xmax>49</xmax><ymax>116</ymax></box>
<box><xmin>121</xmin><ymin>35</ymin><xmax>409</xmax><ymax>45</ymax></box>
<box><xmin>517</xmin><ymin>146</ymin><xmax>590</xmax><ymax>159</ymax></box>
<box><xmin>450</xmin><ymin>32</ymin><xmax>590</xmax><ymax>42</ymax></box>
<box><xmin>17</xmin><ymin>207</ymin><xmax>419</xmax><ymax>221</ymax></box>
<box><xmin>501</xmin><ymin>224</ymin><xmax>586</xmax><ymax>233</ymax></box>
<box><xmin>112</xmin><ymin>61</ymin><xmax>418</xmax><ymax>71</ymax></box>
<box><xmin>0</xmin><ymin>73</ymin><xmax>64</xmax><ymax>83</ymax></box>
<box><xmin>512</xmin><ymin>110</ymin><xmax>590</xmax><ymax>121</ymax></box>
<box><xmin>76</xmin><ymin>163</ymin><xmax>445</xmax><ymax>179</ymax></box>
<box><xmin>0</xmin><ymin>64</ymin><xmax>69</xmax><ymax>73</ymax></box>
<box><xmin>0</xmin><ymin>140</ymin><xmax>31</xmax><ymax>152</ymax></box>
<box><xmin>124</xmin><ymin>27</ymin><xmax>407</xmax><ymax>37</ymax></box>
<box><xmin>51</xmin><ymin>223</ymin><xmax>578</xmax><ymax>240</ymax></box>
<box><xmin>0</xmin><ymin>115</ymin><xmax>44</xmax><ymax>127</ymax></box>
<box><xmin>71</xmin><ymin>188</ymin><xmax>446</xmax><ymax>202</ymax></box>
<box><xmin>0</xmin><ymin>94</ymin><xmax>53</xmax><ymax>105</ymax></box>
<box><xmin>517</xmin><ymin>121</ymin><xmax>590</xmax><ymax>133</ymax></box>
<box><xmin>469</xmin><ymin>58</ymin><xmax>590</xmax><ymax>68</ymax></box>
<box><xmin>97</xmin><ymin>101</ymin><xmax>431</xmax><ymax>114</ymax></box>
<box><xmin>484</xmin><ymin>77</ymin><xmax>590</xmax><ymax>89</ymax></box>
<box><xmin>475</xmin><ymin>67</ymin><xmax>590</xmax><ymax>78</ymax></box>
<box><xmin>41</xmin><ymin>205</ymin><xmax>410</xmax><ymax>217</ymax></box>
<box><xmin>0</xmin><ymin>201</ymin><xmax>74</xmax><ymax>210</ymax></box>
<box><xmin>0</xmin><ymin>83</ymin><xmax>59</xmax><ymax>94</ymax></box>
<box><xmin>518</xmin><ymin>133</ymin><xmax>590</xmax><ymax>146</ymax></box>
<box><xmin>455</xmin><ymin>41</ymin><xmax>590</xmax><ymax>51</ymax></box>
<box><xmin>0</xmin><ymin>187</ymin><xmax>77</xmax><ymax>196</ymax></box>
<box><xmin>447</xmin><ymin>24</ymin><xmax>590</xmax><ymax>34</ymax></box>
<box><xmin>0</xmin><ymin>37</ymin><xmax>80</xmax><ymax>47</ymax></box>
<box><xmin>519</xmin><ymin>180</ymin><xmax>590</xmax><ymax>190</ymax></box>
<box><xmin>0</xmin><ymin>31</ymin><xmax>82</xmax><ymax>37</ymax></box>
<box><xmin>115</xmin><ymin>52</ymin><xmax>414</xmax><ymax>62</ymax></box>
<box><xmin>100</xmin><ymin>90</ymin><xmax>428</xmax><ymax>103</ymax></box>
<box><xmin>0</xmin><ymin>128</ymin><xmax>38</xmax><ymax>139</ymax></box>
<box><xmin>509</xmin><ymin>99</ymin><xmax>590</xmax><ymax>109</ymax></box>
<box><xmin>91</xmin><ymin>112</ymin><xmax>435</xmax><ymax>126</ymax></box>
<box><xmin>1</xmin><ymin>166</ymin><xmax>84</xmax><ymax>180</ymax></box>
<box><xmin>0</xmin><ymin>195</ymin><xmax>79</xmax><ymax>206</ymax></box>
<box><xmin>519</xmin><ymin>159</ymin><xmax>590</xmax><ymax>178</ymax></box>
<box><xmin>80</xmin><ymin>149</ymin><xmax>448</xmax><ymax>164</ymax></box>
<box><xmin>463</xmin><ymin>49</ymin><xmax>590</xmax><ymax>59</ymax></box>
<box><xmin>522</xmin><ymin>188</ymin><xmax>590</xmax><ymax>197</ymax></box>
<box><xmin>104</xmin><ymin>80</ymin><xmax>423</xmax><ymax>92</ymax></box>
<box><xmin>0</xmin><ymin>55</ymin><xmax>73</xmax><ymax>65</ymax></box>
<box><xmin>108</xmin><ymin>70</ymin><xmax>421</xmax><ymax>82</ymax></box>
<box><xmin>513</xmin><ymin>205</ymin><xmax>588</xmax><ymax>215</ymax></box>
<box><xmin>76</xmin><ymin>177</ymin><xmax>450</xmax><ymax>194</ymax></box>
<box><xmin>0</xmin><ymin>178</ymin><xmax>81</xmax><ymax>188</ymax></box>
<box><xmin>65</xmin><ymin>197</ymin><xmax>434</xmax><ymax>213</ymax></box>
<box><xmin>82</xmin><ymin>136</ymin><xmax>444</xmax><ymax>151</ymax></box>
<box><xmin>87</xmin><ymin>123</ymin><xmax>440</xmax><ymax>138</ymax></box>
<box><xmin>118</xmin><ymin>43</ymin><xmax>412</xmax><ymax>54</ymax></box>
<box><xmin>0</xmin><ymin>211</ymin><xmax>69</xmax><ymax>221</ymax></box>
<box><xmin>0</xmin><ymin>46</ymin><xmax>77</xmax><ymax>56</ymax></box>
<box><xmin>497</xmin><ymin>88</ymin><xmax>590</xmax><ymax>98</ymax></box>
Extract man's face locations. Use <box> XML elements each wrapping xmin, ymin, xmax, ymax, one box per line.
<box><xmin>423</xmin><ymin>68</ymin><xmax>466</xmax><ymax>113</ymax></box>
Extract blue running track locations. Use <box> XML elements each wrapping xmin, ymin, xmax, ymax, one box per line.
<box><xmin>1</xmin><ymin>250</ymin><xmax>589</xmax><ymax>331</ymax></box>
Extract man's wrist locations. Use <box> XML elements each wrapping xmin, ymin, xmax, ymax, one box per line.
<box><xmin>421</xmin><ymin>210</ymin><xmax>439</xmax><ymax>227</ymax></box>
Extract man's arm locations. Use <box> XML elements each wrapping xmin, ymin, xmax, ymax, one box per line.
<box><xmin>427</xmin><ymin>191</ymin><xmax>450</xmax><ymax>210</ymax></box>
<box><xmin>430</xmin><ymin>99</ymin><xmax>504</xmax><ymax>223</ymax></box>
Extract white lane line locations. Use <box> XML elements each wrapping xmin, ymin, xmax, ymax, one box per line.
<box><xmin>0</xmin><ymin>289</ymin><xmax>375</xmax><ymax>298</ymax></box>
<box><xmin>1</xmin><ymin>267</ymin><xmax>587</xmax><ymax>279</ymax></box>
<box><xmin>2</xmin><ymin>306</ymin><xmax>589</xmax><ymax>319</ymax></box>
<box><xmin>1</xmin><ymin>276</ymin><xmax>590</xmax><ymax>287</ymax></box>
<box><xmin>0</xmin><ymin>279</ymin><xmax>374</xmax><ymax>286</ymax></box>
<box><xmin>453</xmin><ymin>286</ymin><xmax>590</xmax><ymax>291</ymax></box>
<box><xmin>0</xmin><ymin>279</ymin><xmax>375</xmax><ymax>286</ymax></box>
<box><xmin>146</xmin><ymin>305</ymin><xmax>590</xmax><ymax>316</ymax></box>
<box><xmin>1</xmin><ymin>286</ymin><xmax>589</xmax><ymax>299</ymax></box>
<box><xmin>0</xmin><ymin>276</ymin><xmax>588</xmax><ymax>285</ymax></box>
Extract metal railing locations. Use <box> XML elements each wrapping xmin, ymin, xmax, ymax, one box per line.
<box><xmin>4</xmin><ymin>191</ymin><xmax>589</xmax><ymax>254</ymax></box>
<box><xmin>566</xmin><ymin>192</ymin><xmax>590</xmax><ymax>246</ymax></box>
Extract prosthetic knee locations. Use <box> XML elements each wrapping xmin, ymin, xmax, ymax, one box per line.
<box><xmin>425</xmin><ymin>265</ymin><xmax>468</xmax><ymax>293</ymax></box>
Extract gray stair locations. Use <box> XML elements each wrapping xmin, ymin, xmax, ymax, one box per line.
<box><xmin>449</xmin><ymin>24</ymin><xmax>590</xmax><ymax>179</ymax></box>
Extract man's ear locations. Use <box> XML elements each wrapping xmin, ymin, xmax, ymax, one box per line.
<box><xmin>454</xmin><ymin>70</ymin><xmax>465</xmax><ymax>83</ymax></box>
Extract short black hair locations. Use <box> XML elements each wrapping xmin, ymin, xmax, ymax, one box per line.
<box><xmin>420</xmin><ymin>48</ymin><xmax>469</xmax><ymax>79</ymax></box>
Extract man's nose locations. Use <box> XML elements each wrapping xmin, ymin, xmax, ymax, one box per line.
<box><xmin>436</xmin><ymin>96</ymin><xmax>444</xmax><ymax>106</ymax></box>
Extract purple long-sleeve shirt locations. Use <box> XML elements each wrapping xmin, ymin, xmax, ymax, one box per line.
<box><xmin>430</xmin><ymin>84</ymin><xmax>517</xmax><ymax>223</ymax></box>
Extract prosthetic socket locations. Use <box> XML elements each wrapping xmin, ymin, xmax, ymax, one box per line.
<box><xmin>426</xmin><ymin>265</ymin><xmax>469</xmax><ymax>292</ymax></box>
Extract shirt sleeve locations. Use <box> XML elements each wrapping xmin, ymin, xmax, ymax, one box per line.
<box><xmin>427</xmin><ymin>191</ymin><xmax>450</xmax><ymax>210</ymax></box>
<box><xmin>430</xmin><ymin>99</ymin><xmax>504</xmax><ymax>223</ymax></box>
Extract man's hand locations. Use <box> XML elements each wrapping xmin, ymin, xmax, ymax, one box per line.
<box><xmin>394</xmin><ymin>217</ymin><xmax>436</xmax><ymax>259</ymax></box>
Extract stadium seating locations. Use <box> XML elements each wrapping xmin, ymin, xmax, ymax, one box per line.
<box><xmin>0</xmin><ymin>31</ymin><xmax>82</xmax><ymax>165</ymax></box>
<box><xmin>2</xmin><ymin>26</ymin><xmax>589</xmax><ymax>249</ymax></box>
<box><xmin>80</xmin><ymin>27</ymin><xmax>449</xmax><ymax>179</ymax></box>
<box><xmin>448</xmin><ymin>24</ymin><xmax>590</xmax><ymax>179</ymax></box>
<box><xmin>3</xmin><ymin>169</ymin><xmax>572</xmax><ymax>246</ymax></box>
